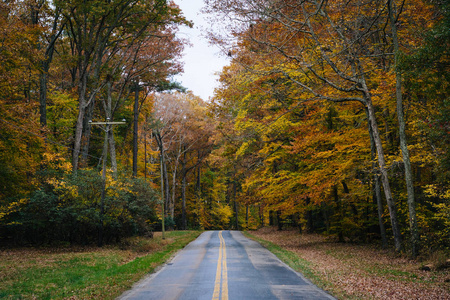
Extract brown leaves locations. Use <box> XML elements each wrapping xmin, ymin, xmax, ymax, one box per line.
<box><xmin>251</xmin><ymin>227</ymin><xmax>450</xmax><ymax>300</ymax></box>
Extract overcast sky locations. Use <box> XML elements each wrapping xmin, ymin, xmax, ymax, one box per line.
<box><xmin>173</xmin><ymin>0</ymin><xmax>229</xmax><ymax>101</ymax></box>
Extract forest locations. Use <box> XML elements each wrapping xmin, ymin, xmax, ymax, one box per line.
<box><xmin>0</xmin><ymin>0</ymin><xmax>448</xmax><ymax>258</ymax></box>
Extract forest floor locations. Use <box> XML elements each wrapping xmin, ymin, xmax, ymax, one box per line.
<box><xmin>246</xmin><ymin>227</ymin><xmax>450</xmax><ymax>300</ymax></box>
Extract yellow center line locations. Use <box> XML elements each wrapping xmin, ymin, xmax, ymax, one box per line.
<box><xmin>212</xmin><ymin>231</ymin><xmax>228</xmax><ymax>300</ymax></box>
<box><xmin>221</xmin><ymin>232</ymin><xmax>228</xmax><ymax>300</ymax></box>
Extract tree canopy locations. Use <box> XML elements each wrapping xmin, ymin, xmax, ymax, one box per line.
<box><xmin>0</xmin><ymin>0</ymin><xmax>448</xmax><ymax>257</ymax></box>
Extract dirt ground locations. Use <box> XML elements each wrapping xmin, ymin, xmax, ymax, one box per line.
<box><xmin>250</xmin><ymin>227</ymin><xmax>450</xmax><ymax>300</ymax></box>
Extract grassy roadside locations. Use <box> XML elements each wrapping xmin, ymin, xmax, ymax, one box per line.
<box><xmin>0</xmin><ymin>231</ymin><xmax>201</xmax><ymax>300</ymax></box>
<box><xmin>244</xmin><ymin>228</ymin><xmax>449</xmax><ymax>300</ymax></box>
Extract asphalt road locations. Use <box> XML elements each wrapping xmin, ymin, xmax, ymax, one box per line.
<box><xmin>118</xmin><ymin>231</ymin><xmax>335</xmax><ymax>300</ymax></box>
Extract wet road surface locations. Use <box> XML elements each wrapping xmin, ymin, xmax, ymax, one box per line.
<box><xmin>118</xmin><ymin>231</ymin><xmax>335</xmax><ymax>300</ymax></box>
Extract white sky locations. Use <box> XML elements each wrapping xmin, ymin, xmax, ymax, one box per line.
<box><xmin>173</xmin><ymin>0</ymin><xmax>229</xmax><ymax>101</ymax></box>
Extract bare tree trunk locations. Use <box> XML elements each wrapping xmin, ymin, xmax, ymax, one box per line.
<box><xmin>366</xmin><ymin>96</ymin><xmax>402</xmax><ymax>252</ymax></box>
<box><xmin>333</xmin><ymin>185</ymin><xmax>344</xmax><ymax>242</ymax></box>
<box><xmin>260</xmin><ymin>205</ymin><xmax>264</xmax><ymax>227</ymax></box>
<box><xmin>233</xmin><ymin>180</ymin><xmax>239</xmax><ymax>230</ymax></box>
<box><xmin>170</xmin><ymin>162</ymin><xmax>177</xmax><ymax>219</ymax></box>
<box><xmin>367</xmin><ymin>108</ymin><xmax>388</xmax><ymax>248</ymax></box>
<box><xmin>164</xmin><ymin>159</ymin><xmax>170</xmax><ymax>218</ymax></box>
<box><xmin>144</xmin><ymin>128</ymin><xmax>147</xmax><ymax>180</ymax></box>
<box><xmin>81</xmin><ymin>99</ymin><xmax>95</xmax><ymax>166</ymax></box>
<box><xmin>160</xmin><ymin>152</ymin><xmax>165</xmax><ymax>239</ymax></box>
<box><xmin>246</xmin><ymin>205</ymin><xmax>249</xmax><ymax>229</ymax></box>
<box><xmin>388</xmin><ymin>0</ymin><xmax>419</xmax><ymax>258</ymax></box>
<box><xmin>154</xmin><ymin>131</ymin><xmax>169</xmax><ymax>218</ymax></box>
<box><xmin>181</xmin><ymin>152</ymin><xmax>187</xmax><ymax>230</ymax></box>
<box><xmin>73</xmin><ymin>75</ymin><xmax>87</xmax><ymax>173</ymax></box>
<box><xmin>39</xmin><ymin>68</ymin><xmax>48</xmax><ymax>127</ymax></box>
<box><xmin>133</xmin><ymin>81</ymin><xmax>139</xmax><ymax>178</ymax></box>
<box><xmin>35</xmin><ymin>2</ymin><xmax>63</xmax><ymax>128</ymax></box>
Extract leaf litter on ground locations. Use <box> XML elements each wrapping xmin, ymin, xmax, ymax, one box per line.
<box><xmin>249</xmin><ymin>227</ymin><xmax>449</xmax><ymax>300</ymax></box>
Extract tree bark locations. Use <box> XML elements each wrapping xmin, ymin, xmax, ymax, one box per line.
<box><xmin>365</xmin><ymin>96</ymin><xmax>402</xmax><ymax>252</ymax></box>
<box><xmin>72</xmin><ymin>74</ymin><xmax>88</xmax><ymax>173</ymax></box>
<box><xmin>133</xmin><ymin>81</ymin><xmax>139</xmax><ymax>178</ymax></box>
<box><xmin>334</xmin><ymin>185</ymin><xmax>344</xmax><ymax>242</ymax></box>
<box><xmin>164</xmin><ymin>156</ymin><xmax>170</xmax><ymax>218</ymax></box>
<box><xmin>388</xmin><ymin>0</ymin><xmax>419</xmax><ymax>258</ymax></box>
<box><xmin>170</xmin><ymin>162</ymin><xmax>177</xmax><ymax>219</ymax></box>
<box><xmin>367</xmin><ymin>108</ymin><xmax>388</xmax><ymax>248</ymax></box>
<box><xmin>246</xmin><ymin>205</ymin><xmax>249</xmax><ymax>229</ymax></box>
<box><xmin>160</xmin><ymin>152</ymin><xmax>165</xmax><ymax>239</ymax></box>
<box><xmin>181</xmin><ymin>152</ymin><xmax>187</xmax><ymax>230</ymax></box>
<box><xmin>39</xmin><ymin>67</ymin><xmax>48</xmax><ymax>127</ymax></box>
<box><xmin>233</xmin><ymin>180</ymin><xmax>239</xmax><ymax>230</ymax></box>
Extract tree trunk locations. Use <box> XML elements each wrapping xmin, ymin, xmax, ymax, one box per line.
<box><xmin>276</xmin><ymin>210</ymin><xmax>283</xmax><ymax>231</ymax></box>
<box><xmin>233</xmin><ymin>180</ymin><xmax>239</xmax><ymax>230</ymax></box>
<box><xmin>365</xmin><ymin>96</ymin><xmax>402</xmax><ymax>252</ymax></box>
<box><xmin>81</xmin><ymin>52</ymin><xmax>103</xmax><ymax>166</ymax></box>
<box><xmin>35</xmin><ymin>2</ymin><xmax>61</xmax><ymax>128</ymax></box>
<box><xmin>388</xmin><ymin>0</ymin><xmax>419</xmax><ymax>258</ymax></box>
<box><xmin>144</xmin><ymin>129</ymin><xmax>147</xmax><ymax>180</ymax></box>
<box><xmin>72</xmin><ymin>75</ymin><xmax>88</xmax><ymax>173</ymax></box>
<box><xmin>170</xmin><ymin>163</ymin><xmax>177</xmax><ymax>219</ymax></box>
<box><xmin>181</xmin><ymin>152</ymin><xmax>187</xmax><ymax>230</ymax></box>
<box><xmin>39</xmin><ymin>67</ymin><xmax>48</xmax><ymax>127</ymax></box>
<box><xmin>160</xmin><ymin>152</ymin><xmax>165</xmax><ymax>239</ymax></box>
<box><xmin>366</xmin><ymin>108</ymin><xmax>388</xmax><ymax>248</ymax></box>
<box><xmin>246</xmin><ymin>205</ymin><xmax>249</xmax><ymax>229</ymax></box>
<box><xmin>333</xmin><ymin>185</ymin><xmax>344</xmax><ymax>242</ymax></box>
<box><xmin>133</xmin><ymin>82</ymin><xmax>139</xmax><ymax>178</ymax></box>
<box><xmin>164</xmin><ymin>158</ymin><xmax>170</xmax><ymax>218</ymax></box>
<box><xmin>81</xmin><ymin>99</ymin><xmax>95</xmax><ymax>166</ymax></box>
<box><xmin>260</xmin><ymin>205</ymin><xmax>264</xmax><ymax>227</ymax></box>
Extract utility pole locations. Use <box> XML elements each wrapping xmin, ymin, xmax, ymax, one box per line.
<box><xmin>89</xmin><ymin>118</ymin><xmax>126</xmax><ymax>247</ymax></box>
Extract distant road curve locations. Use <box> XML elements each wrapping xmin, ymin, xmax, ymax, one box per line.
<box><xmin>118</xmin><ymin>231</ymin><xmax>336</xmax><ymax>300</ymax></box>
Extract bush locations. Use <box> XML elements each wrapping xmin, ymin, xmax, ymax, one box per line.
<box><xmin>1</xmin><ymin>169</ymin><xmax>159</xmax><ymax>246</ymax></box>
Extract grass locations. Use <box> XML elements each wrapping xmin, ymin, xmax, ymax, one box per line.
<box><xmin>0</xmin><ymin>231</ymin><xmax>201</xmax><ymax>300</ymax></box>
<box><xmin>244</xmin><ymin>227</ymin><xmax>450</xmax><ymax>300</ymax></box>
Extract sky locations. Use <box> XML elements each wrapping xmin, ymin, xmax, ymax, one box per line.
<box><xmin>173</xmin><ymin>0</ymin><xmax>229</xmax><ymax>101</ymax></box>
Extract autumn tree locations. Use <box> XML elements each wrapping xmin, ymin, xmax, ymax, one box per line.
<box><xmin>0</xmin><ymin>0</ymin><xmax>44</xmax><ymax>213</ymax></box>
<box><xmin>206</xmin><ymin>0</ymin><xmax>406</xmax><ymax>251</ymax></box>
<box><xmin>206</xmin><ymin>0</ymin><xmax>441</xmax><ymax>254</ymax></box>
<box><xmin>57</xmin><ymin>0</ymin><xmax>187</xmax><ymax>172</ymax></box>
<box><xmin>399</xmin><ymin>0</ymin><xmax>450</xmax><ymax>251</ymax></box>
<box><xmin>147</xmin><ymin>92</ymin><xmax>214</xmax><ymax>229</ymax></box>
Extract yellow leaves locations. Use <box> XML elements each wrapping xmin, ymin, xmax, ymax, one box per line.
<box><xmin>424</xmin><ymin>185</ymin><xmax>450</xmax><ymax>200</ymax></box>
<box><xmin>42</xmin><ymin>152</ymin><xmax>72</xmax><ymax>174</ymax></box>
<box><xmin>0</xmin><ymin>198</ymin><xmax>28</xmax><ymax>224</ymax></box>
<box><xmin>235</xmin><ymin>141</ymin><xmax>250</xmax><ymax>158</ymax></box>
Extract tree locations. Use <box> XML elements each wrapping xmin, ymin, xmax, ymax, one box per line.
<box><xmin>387</xmin><ymin>0</ymin><xmax>419</xmax><ymax>258</ymax></box>
<box><xmin>206</xmin><ymin>0</ymin><xmax>405</xmax><ymax>251</ymax></box>
<box><xmin>148</xmin><ymin>92</ymin><xmax>213</xmax><ymax>228</ymax></box>
<box><xmin>59</xmin><ymin>0</ymin><xmax>187</xmax><ymax>172</ymax></box>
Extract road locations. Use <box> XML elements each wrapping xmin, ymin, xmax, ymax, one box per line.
<box><xmin>118</xmin><ymin>231</ymin><xmax>335</xmax><ymax>300</ymax></box>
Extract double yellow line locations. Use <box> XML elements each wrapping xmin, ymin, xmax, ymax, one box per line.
<box><xmin>212</xmin><ymin>231</ymin><xmax>228</xmax><ymax>300</ymax></box>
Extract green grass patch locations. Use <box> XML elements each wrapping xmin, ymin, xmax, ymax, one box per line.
<box><xmin>0</xmin><ymin>231</ymin><xmax>201</xmax><ymax>300</ymax></box>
